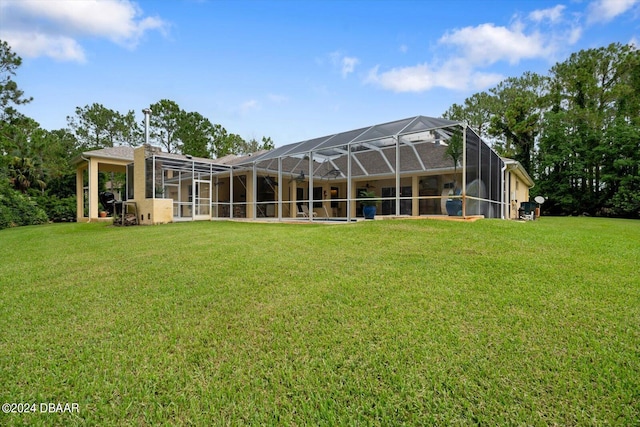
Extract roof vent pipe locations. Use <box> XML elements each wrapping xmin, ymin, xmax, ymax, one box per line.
<box><xmin>142</xmin><ymin>108</ymin><xmax>152</xmax><ymax>146</ymax></box>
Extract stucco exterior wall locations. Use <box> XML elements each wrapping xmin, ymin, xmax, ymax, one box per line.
<box><xmin>507</xmin><ymin>171</ymin><xmax>531</xmax><ymax>219</ymax></box>
<box><xmin>133</xmin><ymin>198</ymin><xmax>173</xmax><ymax>225</ymax></box>
<box><xmin>128</xmin><ymin>145</ymin><xmax>174</xmax><ymax>225</ymax></box>
<box><xmin>77</xmin><ymin>144</ymin><xmax>535</xmax><ymax>223</ymax></box>
<box><xmin>75</xmin><ymin>155</ymin><xmax>128</xmax><ymax>222</ymax></box>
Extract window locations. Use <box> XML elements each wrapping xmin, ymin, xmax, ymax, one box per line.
<box><xmin>145</xmin><ymin>158</ymin><xmax>153</xmax><ymax>198</ymax></box>
<box><xmin>313</xmin><ymin>187</ymin><xmax>322</xmax><ymax>208</ymax></box>
<box><xmin>126</xmin><ymin>163</ymin><xmax>134</xmax><ymax>200</ymax></box>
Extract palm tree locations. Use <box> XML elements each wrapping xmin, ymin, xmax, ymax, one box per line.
<box><xmin>8</xmin><ymin>156</ymin><xmax>45</xmax><ymax>193</ymax></box>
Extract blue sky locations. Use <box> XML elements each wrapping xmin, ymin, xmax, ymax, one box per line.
<box><xmin>1</xmin><ymin>0</ymin><xmax>638</xmax><ymax>147</ymax></box>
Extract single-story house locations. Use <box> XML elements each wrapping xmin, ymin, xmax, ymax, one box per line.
<box><xmin>73</xmin><ymin>115</ymin><xmax>534</xmax><ymax>224</ymax></box>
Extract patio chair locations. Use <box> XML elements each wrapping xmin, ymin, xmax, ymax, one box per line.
<box><xmin>298</xmin><ymin>204</ymin><xmax>317</xmax><ymax>218</ymax></box>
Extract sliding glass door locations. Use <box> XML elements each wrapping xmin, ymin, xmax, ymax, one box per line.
<box><xmin>194</xmin><ymin>180</ymin><xmax>211</xmax><ymax>219</ymax></box>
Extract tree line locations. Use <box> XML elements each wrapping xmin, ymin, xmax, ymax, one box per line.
<box><xmin>443</xmin><ymin>42</ymin><xmax>639</xmax><ymax>217</ymax></box>
<box><xmin>67</xmin><ymin>100</ymin><xmax>274</xmax><ymax>157</ymax></box>
<box><xmin>1</xmin><ymin>39</ymin><xmax>639</xmax><ymax>229</ymax></box>
<box><xmin>0</xmin><ymin>39</ymin><xmax>274</xmax><ymax>228</ymax></box>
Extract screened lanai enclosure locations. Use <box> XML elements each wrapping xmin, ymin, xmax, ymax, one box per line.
<box><xmin>138</xmin><ymin>116</ymin><xmax>508</xmax><ymax>222</ymax></box>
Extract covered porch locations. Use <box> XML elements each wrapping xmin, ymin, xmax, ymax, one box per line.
<box><xmin>75</xmin><ymin>116</ymin><xmax>533</xmax><ymax>224</ymax></box>
<box><xmin>222</xmin><ymin>116</ymin><xmax>507</xmax><ymax>220</ymax></box>
<box><xmin>73</xmin><ymin>146</ymin><xmax>134</xmax><ymax>222</ymax></box>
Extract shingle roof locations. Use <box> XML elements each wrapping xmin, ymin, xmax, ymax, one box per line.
<box><xmin>217</xmin><ymin>150</ymin><xmax>270</xmax><ymax>166</ymax></box>
<box><xmin>502</xmin><ymin>157</ymin><xmax>534</xmax><ymax>187</ymax></box>
<box><xmin>82</xmin><ymin>146</ymin><xmax>135</xmax><ymax>161</ymax></box>
<box><xmin>239</xmin><ymin>115</ymin><xmax>461</xmax><ymax>165</ymax></box>
<box><xmin>74</xmin><ymin>116</ymin><xmax>464</xmax><ymax>174</ymax></box>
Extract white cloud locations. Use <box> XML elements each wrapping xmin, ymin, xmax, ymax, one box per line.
<box><xmin>399</xmin><ymin>44</ymin><xmax>408</xmax><ymax>54</ymax></box>
<box><xmin>0</xmin><ymin>0</ymin><xmax>168</xmax><ymax>62</ymax></box>
<box><xmin>529</xmin><ymin>5</ymin><xmax>566</xmax><ymax>23</ymax></box>
<box><xmin>365</xmin><ymin>10</ymin><xmax>582</xmax><ymax>94</ymax></box>
<box><xmin>239</xmin><ymin>100</ymin><xmax>259</xmax><ymax>113</ymax></box>
<box><xmin>439</xmin><ymin>23</ymin><xmax>550</xmax><ymax>66</ymax></box>
<box><xmin>366</xmin><ymin>64</ymin><xmax>435</xmax><ymax>92</ymax></box>
<box><xmin>527</xmin><ymin>8</ymin><xmax>583</xmax><ymax>49</ymax></box>
<box><xmin>469</xmin><ymin>70</ymin><xmax>506</xmax><ymax>89</ymax></box>
<box><xmin>365</xmin><ymin>59</ymin><xmax>503</xmax><ymax>93</ymax></box>
<box><xmin>329</xmin><ymin>51</ymin><xmax>359</xmax><ymax>78</ymax></box>
<box><xmin>587</xmin><ymin>0</ymin><xmax>639</xmax><ymax>24</ymax></box>
<box><xmin>1</xmin><ymin>30</ymin><xmax>86</xmax><ymax>62</ymax></box>
<box><xmin>568</xmin><ymin>26</ymin><xmax>583</xmax><ymax>44</ymax></box>
<box><xmin>268</xmin><ymin>94</ymin><xmax>289</xmax><ymax>104</ymax></box>
<box><xmin>341</xmin><ymin>56</ymin><xmax>359</xmax><ymax>77</ymax></box>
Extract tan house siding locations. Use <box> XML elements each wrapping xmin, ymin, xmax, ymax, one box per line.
<box><xmin>74</xmin><ymin>152</ymin><xmax>130</xmax><ymax>222</ymax></box>
<box><xmin>130</xmin><ymin>146</ymin><xmax>173</xmax><ymax>225</ymax></box>
<box><xmin>75</xmin><ymin>117</ymin><xmax>536</xmax><ymax>224</ymax></box>
<box><xmin>504</xmin><ymin>159</ymin><xmax>534</xmax><ymax>219</ymax></box>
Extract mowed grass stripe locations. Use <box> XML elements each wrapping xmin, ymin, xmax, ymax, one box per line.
<box><xmin>0</xmin><ymin>217</ymin><xmax>638</xmax><ymax>425</ymax></box>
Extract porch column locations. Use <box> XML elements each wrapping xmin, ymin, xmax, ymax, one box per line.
<box><xmin>349</xmin><ymin>180</ymin><xmax>357</xmax><ymax>220</ymax></box>
<box><xmin>412</xmin><ymin>175</ymin><xmax>419</xmax><ymax>216</ymax></box>
<box><xmin>76</xmin><ymin>165</ymin><xmax>85</xmax><ymax>221</ymax></box>
<box><xmin>247</xmin><ymin>169</ymin><xmax>255</xmax><ymax>219</ymax></box>
<box><xmin>251</xmin><ymin>164</ymin><xmax>256</xmax><ymax>219</ymax></box>
<box><xmin>89</xmin><ymin>158</ymin><xmax>100</xmax><ymax>220</ymax></box>
<box><xmin>290</xmin><ymin>180</ymin><xmax>297</xmax><ymax>218</ymax></box>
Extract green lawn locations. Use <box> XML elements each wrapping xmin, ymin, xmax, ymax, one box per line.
<box><xmin>1</xmin><ymin>217</ymin><xmax>638</xmax><ymax>425</ymax></box>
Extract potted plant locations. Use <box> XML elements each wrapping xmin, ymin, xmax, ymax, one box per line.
<box><xmin>445</xmin><ymin>187</ymin><xmax>462</xmax><ymax>216</ymax></box>
<box><xmin>360</xmin><ymin>190</ymin><xmax>378</xmax><ymax>219</ymax></box>
<box><xmin>444</xmin><ymin>126</ymin><xmax>463</xmax><ymax>216</ymax></box>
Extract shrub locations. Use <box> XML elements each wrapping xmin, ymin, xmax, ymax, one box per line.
<box><xmin>0</xmin><ymin>182</ymin><xmax>49</xmax><ymax>229</ymax></box>
<box><xmin>35</xmin><ymin>194</ymin><xmax>77</xmax><ymax>222</ymax></box>
<box><xmin>609</xmin><ymin>177</ymin><xmax>640</xmax><ymax>218</ymax></box>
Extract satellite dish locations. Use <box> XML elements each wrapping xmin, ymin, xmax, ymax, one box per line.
<box><xmin>534</xmin><ymin>196</ymin><xmax>545</xmax><ymax>204</ymax></box>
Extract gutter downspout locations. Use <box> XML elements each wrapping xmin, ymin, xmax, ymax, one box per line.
<box><xmin>501</xmin><ymin>162</ymin><xmax>507</xmax><ymax>220</ymax></box>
